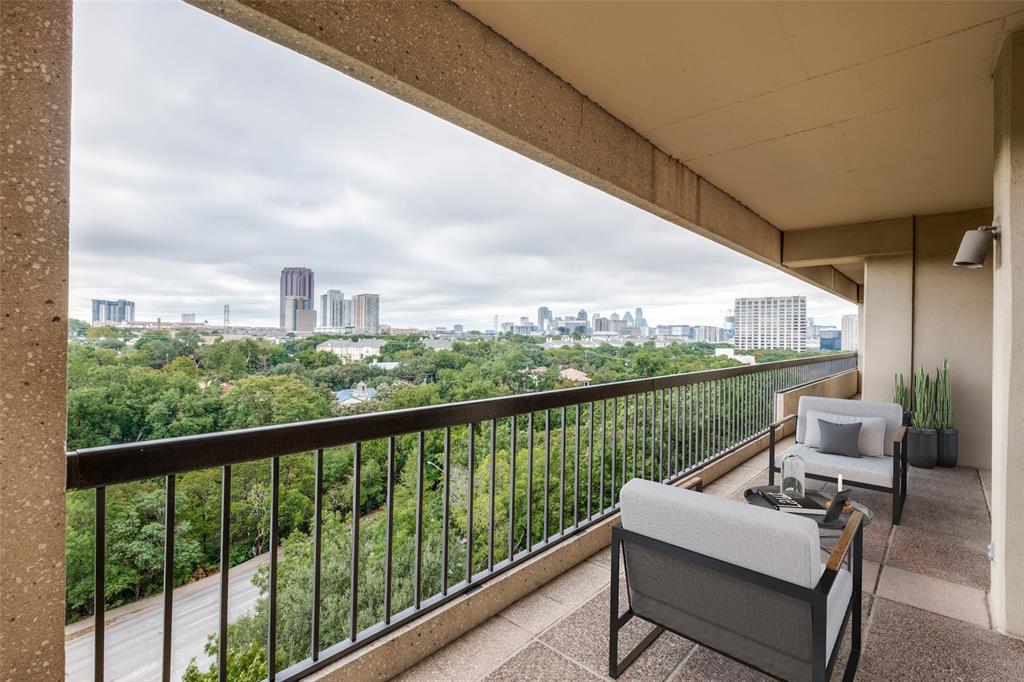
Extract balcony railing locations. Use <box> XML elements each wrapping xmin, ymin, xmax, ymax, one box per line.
<box><xmin>65</xmin><ymin>352</ymin><xmax>856</xmax><ymax>682</ymax></box>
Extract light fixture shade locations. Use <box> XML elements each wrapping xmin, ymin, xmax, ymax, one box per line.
<box><xmin>953</xmin><ymin>229</ymin><xmax>993</xmax><ymax>268</ymax></box>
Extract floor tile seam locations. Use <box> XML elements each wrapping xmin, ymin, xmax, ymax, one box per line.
<box><xmin>467</xmin><ymin>616</ymin><xmax>543</xmax><ymax>682</ymax></box>
<box><xmin>870</xmin><ymin>594</ymin><xmax>1012</xmax><ymax>638</ymax></box>
<box><xmin>535</xmin><ymin>639</ymin><xmax>604</xmax><ymax>680</ymax></box>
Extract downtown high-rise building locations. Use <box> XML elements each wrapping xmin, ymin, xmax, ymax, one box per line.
<box><xmin>319</xmin><ymin>289</ymin><xmax>345</xmax><ymax>328</ymax></box>
<box><xmin>352</xmin><ymin>294</ymin><xmax>380</xmax><ymax>334</ymax></box>
<box><xmin>537</xmin><ymin>306</ymin><xmax>553</xmax><ymax>331</ymax></box>
<box><xmin>733</xmin><ymin>296</ymin><xmax>807</xmax><ymax>351</ymax></box>
<box><xmin>283</xmin><ymin>296</ymin><xmax>316</xmax><ymax>332</ymax></box>
<box><xmin>280</xmin><ymin>267</ymin><xmax>314</xmax><ymax>328</ymax></box>
<box><xmin>841</xmin><ymin>314</ymin><xmax>859</xmax><ymax>351</ymax></box>
<box><xmin>91</xmin><ymin>299</ymin><xmax>135</xmax><ymax>325</ymax></box>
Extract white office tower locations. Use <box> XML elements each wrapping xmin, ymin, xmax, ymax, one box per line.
<box><xmin>733</xmin><ymin>296</ymin><xmax>807</xmax><ymax>351</ymax></box>
<box><xmin>841</xmin><ymin>314</ymin><xmax>859</xmax><ymax>351</ymax></box>
<box><xmin>319</xmin><ymin>290</ymin><xmax>345</xmax><ymax>328</ymax></box>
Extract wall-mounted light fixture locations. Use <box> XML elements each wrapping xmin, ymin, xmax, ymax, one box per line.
<box><xmin>953</xmin><ymin>225</ymin><xmax>999</xmax><ymax>268</ymax></box>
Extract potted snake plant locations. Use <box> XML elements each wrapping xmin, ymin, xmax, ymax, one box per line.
<box><xmin>892</xmin><ymin>373</ymin><xmax>910</xmax><ymax>422</ymax></box>
<box><xmin>908</xmin><ymin>366</ymin><xmax>938</xmax><ymax>468</ymax></box>
<box><xmin>935</xmin><ymin>359</ymin><xmax>958</xmax><ymax>467</ymax></box>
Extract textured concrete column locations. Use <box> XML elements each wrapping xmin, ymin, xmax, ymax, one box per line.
<box><xmin>991</xmin><ymin>30</ymin><xmax>1024</xmax><ymax>637</ymax></box>
<box><xmin>860</xmin><ymin>255</ymin><xmax>913</xmax><ymax>403</ymax></box>
<box><xmin>0</xmin><ymin>1</ymin><xmax>73</xmax><ymax>678</ymax></box>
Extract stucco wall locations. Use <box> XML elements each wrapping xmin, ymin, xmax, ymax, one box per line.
<box><xmin>913</xmin><ymin>208</ymin><xmax>993</xmax><ymax>470</ymax></box>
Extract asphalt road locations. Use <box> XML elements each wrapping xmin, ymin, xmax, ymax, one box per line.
<box><xmin>65</xmin><ymin>554</ymin><xmax>267</xmax><ymax>681</ymax></box>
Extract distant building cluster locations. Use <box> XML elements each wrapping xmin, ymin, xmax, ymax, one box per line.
<box><xmin>279</xmin><ymin>268</ymin><xmax>380</xmax><ymax>334</ymax></box>
<box><xmin>91</xmin><ymin>299</ymin><xmax>135</xmax><ymax>325</ymax></box>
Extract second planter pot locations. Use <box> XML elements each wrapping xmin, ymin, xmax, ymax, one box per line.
<box><xmin>937</xmin><ymin>428</ymin><xmax>959</xmax><ymax>467</ymax></box>
<box><xmin>908</xmin><ymin>427</ymin><xmax>938</xmax><ymax>468</ymax></box>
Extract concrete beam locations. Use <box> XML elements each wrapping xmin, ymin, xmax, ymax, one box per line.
<box><xmin>783</xmin><ymin>217</ymin><xmax>913</xmax><ymax>268</ymax></box>
<box><xmin>788</xmin><ymin>265</ymin><xmax>861</xmax><ymax>302</ymax></box>
<box><xmin>188</xmin><ymin>0</ymin><xmax>857</xmax><ymax>303</ymax></box>
<box><xmin>0</xmin><ymin>1</ymin><xmax>72</xmax><ymax>679</ymax></box>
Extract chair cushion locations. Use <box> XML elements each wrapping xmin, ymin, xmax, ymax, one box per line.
<box><xmin>620</xmin><ymin>479</ymin><xmax>822</xmax><ymax>588</ymax></box>
<box><xmin>782</xmin><ymin>443</ymin><xmax>893</xmax><ymax>488</ymax></box>
<box><xmin>797</xmin><ymin>397</ymin><xmax>903</xmax><ymax>456</ymax></box>
<box><xmin>818</xmin><ymin>419</ymin><xmax>862</xmax><ymax>458</ymax></box>
<box><xmin>804</xmin><ymin>410</ymin><xmax>885</xmax><ymax>457</ymax></box>
<box><xmin>826</xmin><ymin>569</ymin><xmax>854</xmax><ymax>660</ymax></box>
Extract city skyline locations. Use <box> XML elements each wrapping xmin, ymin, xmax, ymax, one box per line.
<box><xmin>67</xmin><ymin>1</ymin><xmax>856</xmax><ymax>332</ymax></box>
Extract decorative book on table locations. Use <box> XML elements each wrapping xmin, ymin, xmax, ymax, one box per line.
<box><xmin>758</xmin><ymin>489</ymin><xmax>828</xmax><ymax>515</ymax></box>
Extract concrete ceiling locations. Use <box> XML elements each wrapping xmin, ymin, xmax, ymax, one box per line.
<box><xmin>458</xmin><ymin>1</ymin><xmax>1024</xmax><ymax>231</ymax></box>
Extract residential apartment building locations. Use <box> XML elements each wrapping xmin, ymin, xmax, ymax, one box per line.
<box><xmin>734</xmin><ymin>296</ymin><xmax>807</xmax><ymax>351</ymax></box>
<box><xmin>317</xmin><ymin>338</ymin><xmax>387</xmax><ymax>362</ymax></box>
<box><xmin>842</xmin><ymin>314</ymin><xmax>860</xmax><ymax>351</ymax></box>
<box><xmin>352</xmin><ymin>293</ymin><xmax>380</xmax><ymax>334</ymax></box>
<box><xmin>90</xmin><ymin>298</ymin><xmax>135</xmax><ymax>325</ymax></box>
<box><xmin>279</xmin><ymin>267</ymin><xmax>314</xmax><ymax>328</ymax></box>
<box><xmin>283</xmin><ymin>295</ymin><xmax>316</xmax><ymax>332</ymax></box>
<box><xmin>319</xmin><ymin>289</ymin><xmax>345</xmax><ymax>328</ymax></box>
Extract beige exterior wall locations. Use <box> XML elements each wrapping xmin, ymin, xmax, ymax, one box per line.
<box><xmin>913</xmin><ymin>208</ymin><xmax>993</xmax><ymax>470</ymax></box>
<box><xmin>0</xmin><ymin>1</ymin><xmax>73</xmax><ymax>679</ymax></box>
<box><xmin>861</xmin><ymin>255</ymin><xmax>914</xmax><ymax>403</ymax></box>
<box><xmin>990</xmin><ymin>30</ymin><xmax>1024</xmax><ymax>637</ymax></box>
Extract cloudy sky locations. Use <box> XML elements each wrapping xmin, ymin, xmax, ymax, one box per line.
<box><xmin>70</xmin><ymin>0</ymin><xmax>856</xmax><ymax>330</ymax></box>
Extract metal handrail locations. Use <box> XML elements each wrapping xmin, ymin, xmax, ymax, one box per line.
<box><xmin>66</xmin><ymin>352</ymin><xmax>856</xmax><ymax>490</ymax></box>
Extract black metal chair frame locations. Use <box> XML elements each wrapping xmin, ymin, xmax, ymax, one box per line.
<box><xmin>609</xmin><ymin>515</ymin><xmax>863</xmax><ymax>681</ymax></box>
<box><xmin>768</xmin><ymin>413</ymin><xmax>909</xmax><ymax>525</ymax></box>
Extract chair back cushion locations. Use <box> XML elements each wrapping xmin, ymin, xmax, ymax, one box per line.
<box><xmin>805</xmin><ymin>410</ymin><xmax>885</xmax><ymax>456</ymax></box>
<box><xmin>620</xmin><ymin>479</ymin><xmax>822</xmax><ymax>588</ymax></box>
<box><xmin>796</xmin><ymin>397</ymin><xmax>903</xmax><ymax>456</ymax></box>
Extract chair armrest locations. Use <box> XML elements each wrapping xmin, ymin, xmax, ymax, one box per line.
<box><xmin>769</xmin><ymin>414</ymin><xmax>797</xmax><ymax>431</ymax></box>
<box><xmin>825</xmin><ymin>511</ymin><xmax>863</xmax><ymax>572</ymax></box>
<box><xmin>679</xmin><ymin>475</ymin><xmax>703</xmax><ymax>492</ymax></box>
<box><xmin>893</xmin><ymin>425</ymin><xmax>907</xmax><ymax>444</ymax></box>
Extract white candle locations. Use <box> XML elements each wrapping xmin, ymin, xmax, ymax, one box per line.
<box><xmin>837</xmin><ymin>474</ymin><xmax>843</xmax><ymax>492</ymax></box>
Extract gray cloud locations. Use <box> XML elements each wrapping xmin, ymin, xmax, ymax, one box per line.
<box><xmin>69</xmin><ymin>0</ymin><xmax>856</xmax><ymax>330</ymax></box>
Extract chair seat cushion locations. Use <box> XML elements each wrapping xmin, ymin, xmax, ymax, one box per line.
<box><xmin>781</xmin><ymin>444</ymin><xmax>893</xmax><ymax>488</ymax></box>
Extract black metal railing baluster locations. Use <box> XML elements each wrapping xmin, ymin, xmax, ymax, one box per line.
<box><xmin>95</xmin><ymin>486</ymin><xmax>105</xmax><ymax>682</ymax></box>
<box><xmin>161</xmin><ymin>475</ymin><xmax>175</xmax><ymax>682</ymax></box>
<box><xmin>610</xmin><ymin>398</ymin><xmax>617</xmax><ymax>507</ymax></box>
<box><xmin>632</xmin><ymin>393</ymin><xmax>638</xmax><ymax>480</ymax></box>
<box><xmin>599</xmin><ymin>400</ymin><xmax>606</xmax><ymax>513</ymax></box>
<box><xmin>268</xmin><ymin>457</ymin><xmax>280</xmax><ymax>680</ymax></box>
<box><xmin>559</xmin><ymin>406</ymin><xmax>566</xmax><ymax>535</ymax></box>
<box><xmin>312</xmin><ymin>449</ymin><xmax>323</xmax><ymax>659</ymax></box>
<box><xmin>442</xmin><ymin>427</ymin><xmax>450</xmax><ymax>595</ymax></box>
<box><xmin>587</xmin><ymin>403</ymin><xmax>594</xmax><ymax>519</ymax></box>
<box><xmin>509</xmin><ymin>417</ymin><xmax>516</xmax><ymax>561</ymax></box>
<box><xmin>487</xmin><ymin>419</ymin><xmax>495</xmax><ymax>569</ymax></box>
<box><xmin>574</xmin><ymin>404</ymin><xmax>581</xmax><ymax>528</ymax></box>
<box><xmin>526</xmin><ymin>412</ymin><xmax>534</xmax><ymax>551</ymax></box>
<box><xmin>642</xmin><ymin>392</ymin><xmax>648</xmax><ymax>480</ymax></box>
<box><xmin>414</xmin><ymin>432</ymin><xmax>424</xmax><ymax>609</ymax></box>
<box><xmin>350</xmin><ymin>443</ymin><xmax>361</xmax><ymax>642</ymax></box>
<box><xmin>466</xmin><ymin>422</ymin><xmax>474</xmax><ymax>583</ymax></box>
<box><xmin>218</xmin><ymin>466</ymin><xmax>230</xmax><ymax>682</ymax></box>
<box><xmin>384</xmin><ymin>438</ymin><xmax>395</xmax><ymax>624</ymax></box>
<box><xmin>543</xmin><ymin>410</ymin><xmax>550</xmax><ymax>541</ymax></box>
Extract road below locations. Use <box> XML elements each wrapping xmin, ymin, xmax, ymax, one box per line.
<box><xmin>65</xmin><ymin>553</ymin><xmax>268</xmax><ymax>681</ymax></box>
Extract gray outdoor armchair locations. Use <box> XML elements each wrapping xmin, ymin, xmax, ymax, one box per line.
<box><xmin>769</xmin><ymin>396</ymin><xmax>908</xmax><ymax>525</ymax></box>
<box><xmin>610</xmin><ymin>479</ymin><xmax>863</xmax><ymax>682</ymax></box>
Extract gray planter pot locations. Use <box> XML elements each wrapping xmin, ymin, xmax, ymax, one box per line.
<box><xmin>937</xmin><ymin>428</ymin><xmax>959</xmax><ymax>467</ymax></box>
<box><xmin>908</xmin><ymin>427</ymin><xmax>938</xmax><ymax>468</ymax></box>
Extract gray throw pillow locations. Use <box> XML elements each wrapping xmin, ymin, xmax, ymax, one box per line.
<box><xmin>818</xmin><ymin>418</ymin><xmax>862</xmax><ymax>458</ymax></box>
